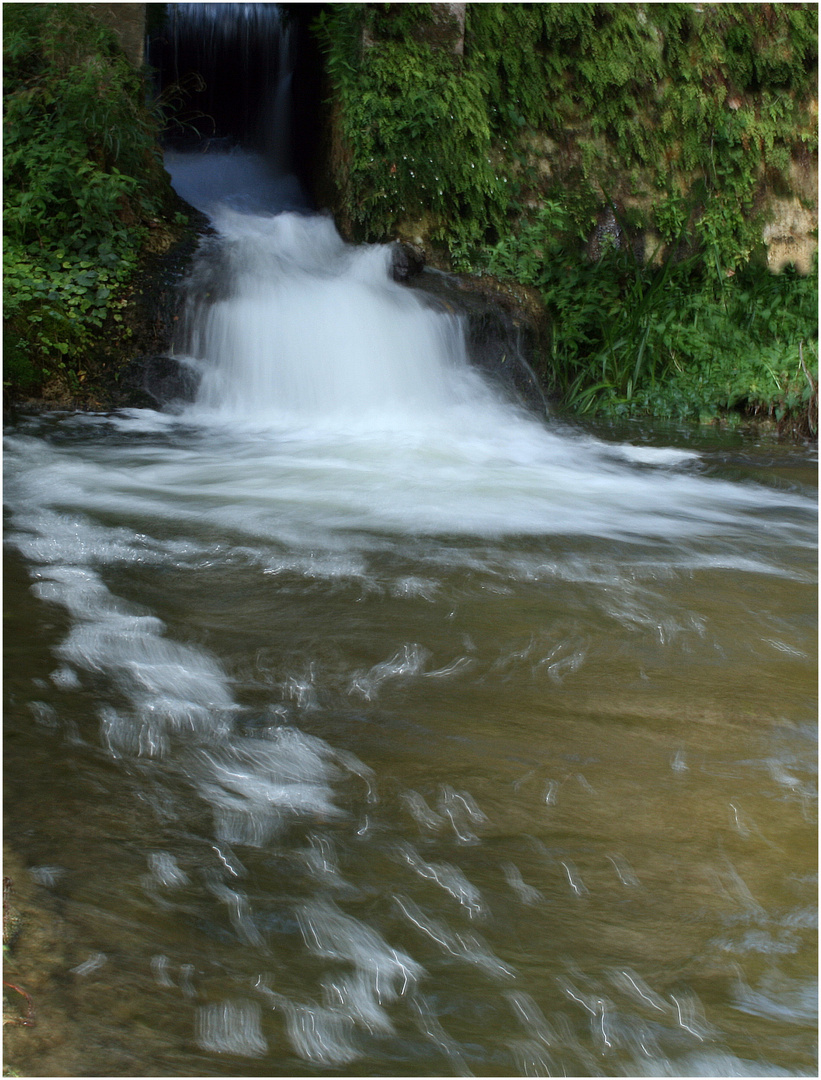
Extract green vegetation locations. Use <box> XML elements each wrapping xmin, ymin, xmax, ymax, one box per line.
<box><xmin>313</xmin><ymin>4</ymin><xmax>508</xmax><ymax>247</ymax></box>
<box><xmin>3</xmin><ymin>2</ymin><xmax>816</xmax><ymax>429</ymax></box>
<box><xmin>314</xmin><ymin>3</ymin><xmax>818</xmax><ymax>429</ymax></box>
<box><xmin>3</xmin><ymin>3</ymin><xmax>177</xmax><ymax>397</ymax></box>
<box><xmin>481</xmin><ymin>200</ymin><xmax>817</xmax><ymax>426</ymax></box>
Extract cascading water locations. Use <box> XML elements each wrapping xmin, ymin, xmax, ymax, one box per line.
<box><xmin>3</xmin><ymin>5</ymin><xmax>817</xmax><ymax>1076</ymax></box>
<box><xmin>158</xmin><ymin>2</ymin><xmax>307</xmax><ymax>215</ymax></box>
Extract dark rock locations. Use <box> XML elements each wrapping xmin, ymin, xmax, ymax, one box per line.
<box><xmin>391</xmin><ymin>241</ymin><xmax>426</xmax><ymax>283</ymax></box>
<box><xmin>404</xmin><ymin>269</ymin><xmax>550</xmax><ymax>413</ymax></box>
<box><xmin>124</xmin><ymin>208</ymin><xmax>212</xmax><ymax>355</ymax></box>
<box><xmin>586</xmin><ymin>204</ymin><xmax>623</xmax><ymax>261</ymax></box>
<box><xmin>116</xmin><ymin>354</ymin><xmax>201</xmax><ymax>410</ymax></box>
<box><xmin>96</xmin><ymin>207</ymin><xmax>212</xmax><ymax>410</ymax></box>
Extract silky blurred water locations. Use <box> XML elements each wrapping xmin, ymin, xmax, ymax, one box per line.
<box><xmin>3</xmin><ymin>197</ymin><xmax>817</xmax><ymax>1077</ymax></box>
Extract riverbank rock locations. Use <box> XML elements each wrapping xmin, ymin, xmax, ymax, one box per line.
<box><xmin>115</xmin><ymin>354</ymin><xmax>201</xmax><ymax>410</ymax></box>
<box><xmin>101</xmin><ymin>210</ymin><xmax>210</xmax><ymax>410</ymax></box>
<box><xmin>391</xmin><ymin>241</ymin><xmax>426</xmax><ymax>282</ymax></box>
<box><xmin>404</xmin><ymin>269</ymin><xmax>551</xmax><ymax>413</ymax></box>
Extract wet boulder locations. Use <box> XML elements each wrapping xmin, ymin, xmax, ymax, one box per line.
<box><xmin>403</xmin><ymin>268</ymin><xmax>550</xmax><ymax>413</ymax></box>
<box><xmin>116</xmin><ymin>354</ymin><xmax>201</xmax><ymax>410</ymax></box>
<box><xmin>391</xmin><ymin>241</ymin><xmax>426</xmax><ymax>283</ymax></box>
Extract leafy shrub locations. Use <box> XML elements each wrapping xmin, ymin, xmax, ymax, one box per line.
<box><xmin>313</xmin><ymin>6</ymin><xmax>508</xmax><ymax>249</ymax></box>
<box><xmin>313</xmin><ymin>3</ymin><xmax>817</xmax><ymax>427</ymax></box>
<box><xmin>3</xmin><ymin>3</ymin><xmax>171</xmax><ymax>394</ymax></box>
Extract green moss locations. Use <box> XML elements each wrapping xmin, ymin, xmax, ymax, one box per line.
<box><xmin>315</xmin><ymin>3</ymin><xmax>816</xmax><ymax>259</ymax></box>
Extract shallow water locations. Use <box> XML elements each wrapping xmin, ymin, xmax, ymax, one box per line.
<box><xmin>3</xmin><ymin>200</ymin><xmax>817</xmax><ymax>1077</ymax></box>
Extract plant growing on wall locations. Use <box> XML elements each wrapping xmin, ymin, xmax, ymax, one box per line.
<box><xmin>313</xmin><ymin>4</ymin><xmax>511</xmax><ymax>251</ymax></box>
<box><xmin>483</xmin><ymin>203</ymin><xmax>817</xmax><ymax>428</ymax></box>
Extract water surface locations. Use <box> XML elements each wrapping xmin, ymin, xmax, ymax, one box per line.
<box><xmin>3</xmin><ymin>203</ymin><xmax>816</xmax><ymax>1077</ymax></box>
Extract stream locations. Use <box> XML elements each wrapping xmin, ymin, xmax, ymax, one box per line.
<box><xmin>3</xmin><ymin>57</ymin><xmax>817</xmax><ymax>1073</ymax></box>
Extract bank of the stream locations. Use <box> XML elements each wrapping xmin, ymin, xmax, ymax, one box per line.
<box><xmin>2</xmin><ymin>3</ymin><xmax>193</xmax><ymax>413</ymax></box>
<box><xmin>2</xmin><ymin>3</ymin><xmax>818</xmax><ymax>431</ymax></box>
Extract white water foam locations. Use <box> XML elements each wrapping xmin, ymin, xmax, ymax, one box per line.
<box><xmin>183</xmin><ymin>208</ymin><xmax>489</xmax><ymax>422</ymax></box>
<box><xmin>6</xmin><ymin>208</ymin><xmax>813</xmax><ymax>575</ymax></box>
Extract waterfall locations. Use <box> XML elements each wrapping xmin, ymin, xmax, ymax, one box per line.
<box><xmin>160</xmin><ymin>193</ymin><xmax>810</xmax><ymax>551</ymax></box>
<box><xmin>158</xmin><ymin>3</ymin><xmax>295</xmax><ymax>157</ymax></box>
<box><xmin>153</xmin><ymin>5</ymin><xmax>808</xmax><ymax>550</ymax></box>
<box><xmin>155</xmin><ymin>6</ymin><xmax>506</xmax><ymax>430</ymax></box>
<box><xmin>156</xmin><ymin>2</ymin><xmax>306</xmax><ymax>214</ymax></box>
<box><xmin>180</xmin><ymin>209</ymin><xmax>494</xmax><ymax>423</ymax></box>
<box><xmin>3</xmin><ymin>7</ymin><xmax>815</xmax><ymax>1074</ymax></box>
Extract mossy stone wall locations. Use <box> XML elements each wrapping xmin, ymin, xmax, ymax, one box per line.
<box><xmin>314</xmin><ymin>3</ymin><xmax>817</xmax><ymax>276</ymax></box>
<box><xmin>87</xmin><ymin>3</ymin><xmax>146</xmax><ymax>68</ymax></box>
